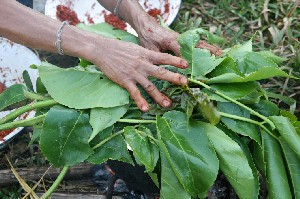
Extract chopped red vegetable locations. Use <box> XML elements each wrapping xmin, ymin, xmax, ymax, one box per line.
<box><xmin>56</xmin><ymin>5</ymin><xmax>81</xmax><ymax>26</ymax></box>
<box><xmin>104</xmin><ymin>13</ymin><xmax>127</xmax><ymax>30</ymax></box>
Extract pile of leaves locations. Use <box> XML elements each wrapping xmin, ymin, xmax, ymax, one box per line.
<box><xmin>0</xmin><ymin>23</ymin><xmax>299</xmax><ymax>199</ymax></box>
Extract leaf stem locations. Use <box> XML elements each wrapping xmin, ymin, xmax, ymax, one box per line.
<box><xmin>40</xmin><ymin>166</ymin><xmax>69</xmax><ymax>199</ymax></box>
<box><xmin>24</xmin><ymin>91</ymin><xmax>51</xmax><ymax>101</ymax></box>
<box><xmin>188</xmin><ymin>78</ymin><xmax>275</xmax><ymax>130</ymax></box>
<box><xmin>219</xmin><ymin>111</ymin><xmax>279</xmax><ymax>141</ymax></box>
<box><xmin>0</xmin><ymin>100</ymin><xmax>57</xmax><ymax>124</ymax></box>
<box><xmin>0</xmin><ymin>114</ymin><xmax>46</xmax><ymax>131</ymax></box>
<box><xmin>118</xmin><ymin>119</ymin><xmax>156</xmax><ymax>124</ymax></box>
<box><xmin>92</xmin><ymin>130</ymin><xmax>123</xmax><ymax>150</ymax></box>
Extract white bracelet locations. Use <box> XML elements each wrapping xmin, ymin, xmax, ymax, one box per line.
<box><xmin>55</xmin><ymin>21</ymin><xmax>70</xmax><ymax>55</ymax></box>
<box><xmin>114</xmin><ymin>0</ymin><xmax>124</xmax><ymax>19</ymax></box>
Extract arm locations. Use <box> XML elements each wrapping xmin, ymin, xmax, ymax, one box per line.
<box><xmin>0</xmin><ymin>0</ymin><xmax>188</xmax><ymax>111</ymax></box>
<box><xmin>97</xmin><ymin>0</ymin><xmax>182</xmax><ymax>55</ymax></box>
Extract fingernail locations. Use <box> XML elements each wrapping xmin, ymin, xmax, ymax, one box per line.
<box><xmin>163</xmin><ymin>99</ymin><xmax>171</xmax><ymax>107</ymax></box>
<box><xmin>180</xmin><ymin>60</ymin><xmax>188</xmax><ymax>68</ymax></box>
<box><xmin>141</xmin><ymin>105</ymin><xmax>149</xmax><ymax>112</ymax></box>
<box><xmin>180</xmin><ymin>76</ymin><xmax>188</xmax><ymax>84</ymax></box>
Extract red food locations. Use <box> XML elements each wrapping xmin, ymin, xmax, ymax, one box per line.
<box><xmin>0</xmin><ymin>129</ymin><xmax>14</xmax><ymax>141</ymax></box>
<box><xmin>147</xmin><ymin>9</ymin><xmax>161</xmax><ymax>18</ymax></box>
<box><xmin>56</xmin><ymin>5</ymin><xmax>81</xmax><ymax>26</ymax></box>
<box><xmin>0</xmin><ymin>82</ymin><xmax>6</xmax><ymax>94</ymax></box>
<box><xmin>104</xmin><ymin>13</ymin><xmax>126</xmax><ymax>30</ymax></box>
<box><xmin>164</xmin><ymin>3</ymin><xmax>170</xmax><ymax>13</ymax></box>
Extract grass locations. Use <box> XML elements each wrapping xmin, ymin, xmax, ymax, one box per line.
<box><xmin>171</xmin><ymin>0</ymin><xmax>300</xmax><ymax>116</ymax></box>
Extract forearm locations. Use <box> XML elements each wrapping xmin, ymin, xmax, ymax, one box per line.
<box><xmin>0</xmin><ymin>0</ymin><xmax>103</xmax><ymax>61</ymax></box>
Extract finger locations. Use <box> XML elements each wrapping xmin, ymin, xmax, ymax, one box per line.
<box><xmin>196</xmin><ymin>40</ymin><xmax>223</xmax><ymax>56</ymax></box>
<box><xmin>147</xmin><ymin>64</ymin><xmax>188</xmax><ymax>86</ymax></box>
<box><xmin>150</xmin><ymin>52</ymin><xmax>188</xmax><ymax>69</ymax></box>
<box><xmin>166</xmin><ymin>40</ymin><xmax>181</xmax><ymax>57</ymax></box>
<box><xmin>124</xmin><ymin>82</ymin><xmax>149</xmax><ymax>112</ymax></box>
<box><xmin>137</xmin><ymin>77</ymin><xmax>172</xmax><ymax>108</ymax></box>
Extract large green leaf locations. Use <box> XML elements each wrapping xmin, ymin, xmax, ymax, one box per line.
<box><xmin>218</xmin><ymin>102</ymin><xmax>261</xmax><ymax>144</ymax></box>
<box><xmin>38</xmin><ymin>62</ymin><xmax>129</xmax><ymax>109</ymax></box>
<box><xmin>206</xmin><ymin>67</ymin><xmax>292</xmax><ymax>84</ymax></box>
<box><xmin>270</xmin><ymin>116</ymin><xmax>300</xmax><ymax>156</ymax></box>
<box><xmin>89</xmin><ymin>105</ymin><xmax>128</xmax><ymax>142</ymax></box>
<box><xmin>160</xmin><ymin>152</ymin><xmax>191</xmax><ymax>199</ymax></box>
<box><xmin>249</xmin><ymin>100</ymin><xmax>279</xmax><ymax>117</ymax></box>
<box><xmin>279</xmin><ymin>138</ymin><xmax>300</xmax><ymax>199</ymax></box>
<box><xmin>203</xmin><ymin>82</ymin><xmax>259</xmax><ymax>102</ymax></box>
<box><xmin>0</xmin><ymin>84</ymin><xmax>29</xmax><ymax>111</ymax></box>
<box><xmin>259</xmin><ymin>51</ymin><xmax>287</xmax><ymax>64</ymax></box>
<box><xmin>40</xmin><ymin>106</ymin><xmax>94</xmax><ymax>167</ymax></box>
<box><xmin>156</xmin><ymin>111</ymin><xmax>219</xmax><ymax>196</ymax></box>
<box><xmin>191</xmin><ymin>49</ymin><xmax>225</xmax><ymax>77</ymax></box>
<box><xmin>88</xmin><ymin>127</ymin><xmax>133</xmax><ymax>164</ymax></box>
<box><xmin>262</xmin><ymin>131</ymin><xmax>292</xmax><ymax>199</ymax></box>
<box><xmin>227</xmin><ymin>39</ymin><xmax>252</xmax><ymax>61</ymax></box>
<box><xmin>206</xmin><ymin>124</ymin><xmax>257</xmax><ymax>199</ymax></box>
<box><xmin>77</xmin><ymin>23</ymin><xmax>138</xmax><ymax>44</ymax></box>
<box><xmin>238</xmin><ymin>52</ymin><xmax>278</xmax><ymax>74</ymax></box>
<box><xmin>124</xmin><ymin>126</ymin><xmax>159</xmax><ymax>172</ymax></box>
<box><xmin>208</xmin><ymin>57</ymin><xmax>243</xmax><ymax>78</ymax></box>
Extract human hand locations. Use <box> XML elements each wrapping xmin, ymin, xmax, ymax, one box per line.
<box><xmin>90</xmin><ymin>37</ymin><xmax>188</xmax><ymax>112</ymax></box>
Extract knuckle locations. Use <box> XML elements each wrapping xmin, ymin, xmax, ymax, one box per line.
<box><xmin>145</xmin><ymin>84</ymin><xmax>156</xmax><ymax>93</ymax></box>
<box><xmin>157</xmin><ymin>67</ymin><xmax>168</xmax><ymax>75</ymax></box>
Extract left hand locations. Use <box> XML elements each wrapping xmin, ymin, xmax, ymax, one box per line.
<box><xmin>133</xmin><ymin>13</ymin><xmax>181</xmax><ymax>56</ymax></box>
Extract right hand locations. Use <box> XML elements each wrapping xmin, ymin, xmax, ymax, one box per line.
<box><xmin>90</xmin><ymin>38</ymin><xmax>188</xmax><ymax>112</ymax></box>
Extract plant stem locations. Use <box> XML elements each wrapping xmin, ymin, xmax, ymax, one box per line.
<box><xmin>24</xmin><ymin>91</ymin><xmax>50</xmax><ymax>101</ymax></box>
<box><xmin>0</xmin><ymin>114</ymin><xmax>46</xmax><ymax>131</ymax></box>
<box><xmin>93</xmin><ymin>130</ymin><xmax>123</xmax><ymax>150</ymax></box>
<box><xmin>118</xmin><ymin>119</ymin><xmax>156</xmax><ymax>124</ymax></box>
<box><xmin>0</xmin><ymin>99</ymin><xmax>57</xmax><ymax>124</ymax></box>
<box><xmin>188</xmin><ymin>78</ymin><xmax>276</xmax><ymax>130</ymax></box>
<box><xmin>40</xmin><ymin>166</ymin><xmax>69</xmax><ymax>199</ymax></box>
<box><xmin>219</xmin><ymin>111</ymin><xmax>279</xmax><ymax>141</ymax></box>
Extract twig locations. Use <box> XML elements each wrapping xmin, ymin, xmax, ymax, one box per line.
<box><xmin>0</xmin><ymin>114</ymin><xmax>46</xmax><ymax>131</ymax></box>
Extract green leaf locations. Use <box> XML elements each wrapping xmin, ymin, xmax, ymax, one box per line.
<box><xmin>279</xmin><ymin>137</ymin><xmax>300</xmax><ymax>199</ymax></box>
<box><xmin>253</xmin><ymin>141</ymin><xmax>266</xmax><ymax>176</ymax></box>
<box><xmin>77</xmin><ymin>23</ymin><xmax>138</xmax><ymax>44</ymax></box>
<box><xmin>270</xmin><ymin>116</ymin><xmax>300</xmax><ymax>156</ymax></box>
<box><xmin>266</xmin><ymin>91</ymin><xmax>296</xmax><ymax>113</ymax></box>
<box><xmin>124</xmin><ymin>126</ymin><xmax>159</xmax><ymax>172</ymax></box>
<box><xmin>22</xmin><ymin>70</ymin><xmax>33</xmax><ymax>91</ymax></box>
<box><xmin>209</xmin><ymin>57</ymin><xmax>243</xmax><ymax>78</ymax></box>
<box><xmin>157</xmin><ymin>111</ymin><xmax>219</xmax><ymax>196</ymax></box>
<box><xmin>249</xmin><ymin>100</ymin><xmax>279</xmax><ymax>117</ymax></box>
<box><xmin>38</xmin><ymin>62</ymin><xmax>129</xmax><ymax>109</ymax></box>
<box><xmin>259</xmin><ymin>51</ymin><xmax>287</xmax><ymax>64</ymax></box>
<box><xmin>238</xmin><ymin>52</ymin><xmax>278</xmax><ymax>74</ymax></box>
<box><xmin>207</xmin><ymin>32</ymin><xmax>226</xmax><ymax>45</ymax></box>
<box><xmin>218</xmin><ymin>102</ymin><xmax>261</xmax><ymax>144</ymax></box>
<box><xmin>40</xmin><ymin>106</ymin><xmax>94</xmax><ymax>167</ymax></box>
<box><xmin>0</xmin><ymin>84</ymin><xmax>29</xmax><ymax>111</ymax></box>
<box><xmin>262</xmin><ymin>131</ymin><xmax>292</xmax><ymax>199</ymax></box>
<box><xmin>206</xmin><ymin>124</ymin><xmax>257</xmax><ymax>199</ymax></box>
<box><xmin>227</xmin><ymin>39</ymin><xmax>252</xmax><ymax>61</ymax></box>
<box><xmin>206</xmin><ymin>67</ymin><xmax>292</xmax><ymax>84</ymax></box>
<box><xmin>178</xmin><ymin>29</ymin><xmax>205</xmax><ymax>75</ymax></box>
<box><xmin>29</xmin><ymin>125</ymin><xmax>42</xmax><ymax>145</ymax></box>
<box><xmin>88</xmin><ymin>128</ymin><xmax>133</xmax><ymax>164</ymax></box>
<box><xmin>36</xmin><ymin>77</ymin><xmax>48</xmax><ymax>95</ymax></box>
<box><xmin>203</xmin><ymin>82</ymin><xmax>259</xmax><ymax>102</ymax></box>
<box><xmin>89</xmin><ymin>105</ymin><xmax>128</xmax><ymax>142</ymax></box>
<box><xmin>192</xmin><ymin>49</ymin><xmax>225</xmax><ymax>77</ymax></box>
<box><xmin>160</xmin><ymin>152</ymin><xmax>191</xmax><ymax>199</ymax></box>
